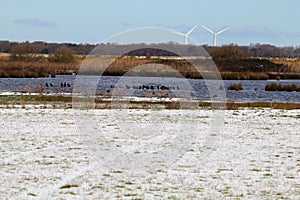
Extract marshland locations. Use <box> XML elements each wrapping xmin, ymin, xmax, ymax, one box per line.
<box><xmin>0</xmin><ymin>42</ymin><xmax>299</xmax><ymax>200</ymax></box>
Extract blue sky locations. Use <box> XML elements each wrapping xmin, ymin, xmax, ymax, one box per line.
<box><xmin>1</xmin><ymin>0</ymin><xmax>300</xmax><ymax>46</ymax></box>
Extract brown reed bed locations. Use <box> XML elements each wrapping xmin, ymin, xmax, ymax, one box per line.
<box><xmin>226</xmin><ymin>101</ymin><xmax>300</xmax><ymax>110</ymax></box>
<box><xmin>0</xmin><ymin>60</ymin><xmax>79</xmax><ymax>78</ymax></box>
<box><xmin>265</xmin><ymin>83</ymin><xmax>300</xmax><ymax>92</ymax></box>
<box><xmin>0</xmin><ymin>56</ymin><xmax>299</xmax><ymax>79</ymax></box>
<box><xmin>221</xmin><ymin>72</ymin><xmax>269</xmax><ymax>80</ymax></box>
<box><xmin>269</xmin><ymin>58</ymin><xmax>300</xmax><ymax>73</ymax></box>
<box><xmin>228</xmin><ymin>83</ymin><xmax>243</xmax><ymax>91</ymax></box>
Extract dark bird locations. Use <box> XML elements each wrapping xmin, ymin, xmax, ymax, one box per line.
<box><xmin>63</xmin><ymin>82</ymin><xmax>66</xmax><ymax>87</ymax></box>
<box><xmin>46</xmin><ymin>83</ymin><xmax>49</xmax><ymax>87</ymax></box>
<box><xmin>67</xmin><ymin>83</ymin><xmax>71</xmax><ymax>87</ymax></box>
<box><xmin>143</xmin><ymin>85</ymin><xmax>149</xmax><ymax>90</ymax></box>
<box><xmin>161</xmin><ymin>85</ymin><xmax>169</xmax><ymax>90</ymax></box>
<box><xmin>50</xmin><ymin>83</ymin><xmax>53</xmax><ymax>87</ymax></box>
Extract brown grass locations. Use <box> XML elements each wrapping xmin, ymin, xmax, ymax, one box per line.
<box><xmin>221</xmin><ymin>72</ymin><xmax>269</xmax><ymax>80</ymax></box>
<box><xmin>269</xmin><ymin>58</ymin><xmax>300</xmax><ymax>73</ymax></box>
<box><xmin>265</xmin><ymin>83</ymin><xmax>300</xmax><ymax>92</ymax></box>
<box><xmin>227</xmin><ymin>102</ymin><xmax>300</xmax><ymax>110</ymax></box>
<box><xmin>0</xmin><ymin>94</ymin><xmax>299</xmax><ymax>110</ymax></box>
<box><xmin>0</xmin><ymin>55</ymin><xmax>299</xmax><ymax>79</ymax></box>
<box><xmin>228</xmin><ymin>83</ymin><xmax>243</xmax><ymax>91</ymax></box>
<box><xmin>226</xmin><ymin>101</ymin><xmax>239</xmax><ymax>110</ymax></box>
<box><xmin>0</xmin><ymin>60</ymin><xmax>79</xmax><ymax>78</ymax></box>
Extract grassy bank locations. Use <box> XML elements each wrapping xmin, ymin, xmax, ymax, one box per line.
<box><xmin>0</xmin><ymin>94</ymin><xmax>299</xmax><ymax>110</ymax></box>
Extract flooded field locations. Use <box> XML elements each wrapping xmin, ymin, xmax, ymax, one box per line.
<box><xmin>0</xmin><ymin>75</ymin><xmax>300</xmax><ymax>102</ymax></box>
<box><xmin>0</xmin><ymin>108</ymin><xmax>299</xmax><ymax>199</ymax></box>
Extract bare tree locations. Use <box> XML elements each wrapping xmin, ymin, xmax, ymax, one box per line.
<box><xmin>49</xmin><ymin>46</ymin><xmax>76</xmax><ymax>63</ymax></box>
<box><xmin>11</xmin><ymin>42</ymin><xmax>42</xmax><ymax>62</ymax></box>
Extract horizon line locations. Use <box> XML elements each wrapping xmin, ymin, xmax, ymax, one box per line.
<box><xmin>0</xmin><ymin>39</ymin><xmax>299</xmax><ymax>48</ymax></box>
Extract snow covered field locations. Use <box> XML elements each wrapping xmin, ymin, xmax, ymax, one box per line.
<box><xmin>0</xmin><ymin>108</ymin><xmax>299</xmax><ymax>199</ymax></box>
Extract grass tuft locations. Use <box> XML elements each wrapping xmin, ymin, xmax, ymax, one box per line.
<box><xmin>228</xmin><ymin>83</ymin><xmax>243</xmax><ymax>91</ymax></box>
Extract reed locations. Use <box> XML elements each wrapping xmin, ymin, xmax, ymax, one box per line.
<box><xmin>0</xmin><ymin>60</ymin><xmax>79</xmax><ymax>78</ymax></box>
<box><xmin>228</xmin><ymin>83</ymin><xmax>243</xmax><ymax>91</ymax></box>
<box><xmin>0</xmin><ymin>56</ymin><xmax>299</xmax><ymax>80</ymax></box>
<box><xmin>221</xmin><ymin>72</ymin><xmax>269</xmax><ymax>80</ymax></box>
<box><xmin>0</xmin><ymin>94</ymin><xmax>299</xmax><ymax>110</ymax></box>
<box><xmin>265</xmin><ymin>83</ymin><xmax>300</xmax><ymax>92</ymax></box>
<box><xmin>227</xmin><ymin>102</ymin><xmax>300</xmax><ymax>110</ymax></box>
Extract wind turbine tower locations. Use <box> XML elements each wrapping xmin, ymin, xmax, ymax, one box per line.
<box><xmin>202</xmin><ymin>25</ymin><xmax>228</xmax><ymax>46</ymax></box>
<box><xmin>173</xmin><ymin>25</ymin><xmax>197</xmax><ymax>45</ymax></box>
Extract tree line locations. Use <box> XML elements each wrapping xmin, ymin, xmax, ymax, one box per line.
<box><xmin>1</xmin><ymin>40</ymin><xmax>300</xmax><ymax>58</ymax></box>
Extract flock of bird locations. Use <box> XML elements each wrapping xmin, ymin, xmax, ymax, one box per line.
<box><xmin>106</xmin><ymin>84</ymin><xmax>181</xmax><ymax>94</ymax></box>
<box><xmin>45</xmin><ymin>83</ymin><xmax>179</xmax><ymax>90</ymax></box>
<box><xmin>124</xmin><ymin>85</ymin><xmax>180</xmax><ymax>91</ymax></box>
<box><xmin>44</xmin><ymin>82</ymin><xmax>195</xmax><ymax>97</ymax></box>
<box><xmin>45</xmin><ymin>82</ymin><xmax>71</xmax><ymax>88</ymax></box>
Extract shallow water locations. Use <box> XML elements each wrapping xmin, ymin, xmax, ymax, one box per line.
<box><xmin>0</xmin><ymin>75</ymin><xmax>299</xmax><ymax>102</ymax></box>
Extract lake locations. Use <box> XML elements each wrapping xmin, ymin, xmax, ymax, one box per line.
<box><xmin>0</xmin><ymin>75</ymin><xmax>299</xmax><ymax>103</ymax></box>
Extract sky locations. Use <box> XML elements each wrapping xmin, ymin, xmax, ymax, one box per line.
<box><xmin>1</xmin><ymin>0</ymin><xmax>300</xmax><ymax>47</ymax></box>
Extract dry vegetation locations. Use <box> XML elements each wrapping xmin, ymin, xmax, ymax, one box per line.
<box><xmin>269</xmin><ymin>58</ymin><xmax>300</xmax><ymax>73</ymax></box>
<box><xmin>226</xmin><ymin>101</ymin><xmax>300</xmax><ymax>110</ymax></box>
<box><xmin>1</xmin><ymin>55</ymin><xmax>299</xmax><ymax>79</ymax></box>
<box><xmin>221</xmin><ymin>72</ymin><xmax>269</xmax><ymax>80</ymax></box>
<box><xmin>0</xmin><ymin>61</ymin><xmax>78</xmax><ymax>78</ymax></box>
<box><xmin>1</xmin><ymin>94</ymin><xmax>299</xmax><ymax>110</ymax></box>
<box><xmin>228</xmin><ymin>83</ymin><xmax>243</xmax><ymax>91</ymax></box>
<box><xmin>78</xmin><ymin>56</ymin><xmax>300</xmax><ymax>79</ymax></box>
<box><xmin>265</xmin><ymin>83</ymin><xmax>300</xmax><ymax>92</ymax></box>
<box><xmin>0</xmin><ymin>43</ymin><xmax>299</xmax><ymax>79</ymax></box>
<box><xmin>0</xmin><ymin>45</ymin><xmax>80</xmax><ymax>78</ymax></box>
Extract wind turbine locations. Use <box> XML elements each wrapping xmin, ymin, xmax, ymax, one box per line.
<box><xmin>202</xmin><ymin>25</ymin><xmax>229</xmax><ymax>46</ymax></box>
<box><xmin>172</xmin><ymin>25</ymin><xmax>197</xmax><ymax>45</ymax></box>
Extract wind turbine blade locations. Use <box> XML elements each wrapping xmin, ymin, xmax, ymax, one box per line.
<box><xmin>201</xmin><ymin>25</ymin><xmax>214</xmax><ymax>34</ymax></box>
<box><xmin>216</xmin><ymin>27</ymin><xmax>229</xmax><ymax>34</ymax></box>
<box><xmin>186</xmin><ymin>25</ymin><xmax>197</xmax><ymax>35</ymax></box>
<box><xmin>171</xmin><ymin>30</ymin><xmax>185</xmax><ymax>36</ymax></box>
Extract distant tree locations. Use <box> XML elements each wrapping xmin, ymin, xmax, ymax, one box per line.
<box><xmin>0</xmin><ymin>40</ymin><xmax>16</xmax><ymax>53</ymax></box>
<box><xmin>210</xmin><ymin>45</ymin><xmax>244</xmax><ymax>61</ymax></box>
<box><xmin>294</xmin><ymin>47</ymin><xmax>300</xmax><ymax>57</ymax></box>
<box><xmin>11</xmin><ymin>42</ymin><xmax>42</xmax><ymax>62</ymax></box>
<box><xmin>1</xmin><ymin>40</ymin><xmax>300</xmax><ymax>59</ymax></box>
<box><xmin>49</xmin><ymin>47</ymin><xmax>76</xmax><ymax>63</ymax></box>
<box><xmin>208</xmin><ymin>45</ymin><xmax>245</xmax><ymax>71</ymax></box>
